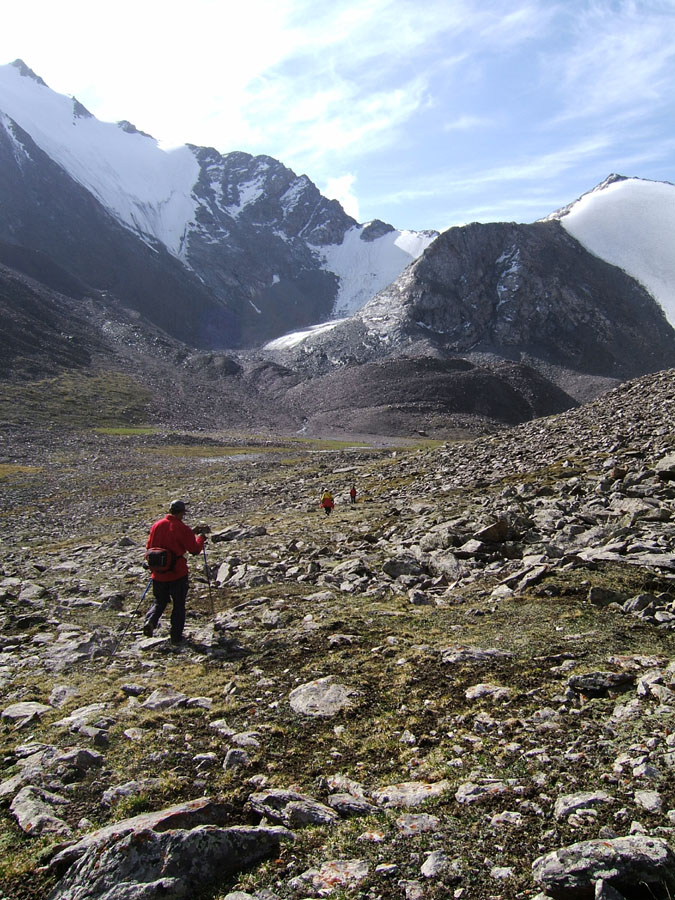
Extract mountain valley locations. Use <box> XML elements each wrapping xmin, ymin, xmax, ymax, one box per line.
<box><xmin>0</xmin><ymin>367</ymin><xmax>674</xmax><ymax>900</ymax></box>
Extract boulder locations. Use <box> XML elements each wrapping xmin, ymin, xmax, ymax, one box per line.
<box><xmin>371</xmin><ymin>780</ymin><xmax>452</xmax><ymax>808</ymax></box>
<box><xmin>49</xmin><ymin>797</ymin><xmax>234</xmax><ymax>873</ymax></box>
<box><xmin>248</xmin><ymin>789</ymin><xmax>337</xmax><ymax>826</ymax></box>
<box><xmin>11</xmin><ymin>785</ymin><xmax>72</xmax><ymax>836</ymax></box>
<box><xmin>289</xmin><ymin>676</ymin><xmax>356</xmax><ymax>717</ymax></box>
<box><xmin>47</xmin><ymin>824</ymin><xmax>292</xmax><ymax>900</ymax></box>
<box><xmin>567</xmin><ymin>672</ymin><xmax>635</xmax><ymax>699</ymax></box>
<box><xmin>532</xmin><ymin>835</ymin><xmax>675</xmax><ymax>899</ymax></box>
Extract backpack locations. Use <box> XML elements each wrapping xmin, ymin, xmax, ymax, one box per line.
<box><xmin>144</xmin><ymin>547</ymin><xmax>177</xmax><ymax>573</ymax></box>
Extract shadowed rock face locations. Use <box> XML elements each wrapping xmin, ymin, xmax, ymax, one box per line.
<box><xmin>47</xmin><ymin>824</ymin><xmax>292</xmax><ymax>900</ymax></box>
<box><xmin>363</xmin><ymin>221</ymin><xmax>675</xmax><ymax>376</ymax></box>
<box><xmin>532</xmin><ymin>834</ymin><xmax>675</xmax><ymax>899</ymax></box>
<box><xmin>0</xmin><ymin>115</ymin><xmax>356</xmax><ymax>349</ymax></box>
<box><xmin>268</xmin><ymin>220</ymin><xmax>675</xmax><ymax>401</ymax></box>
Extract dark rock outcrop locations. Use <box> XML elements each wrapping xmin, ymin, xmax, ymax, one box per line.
<box><xmin>268</xmin><ymin>220</ymin><xmax>675</xmax><ymax>406</ymax></box>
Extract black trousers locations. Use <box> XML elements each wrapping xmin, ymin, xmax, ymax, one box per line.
<box><xmin>145</xmin><ymin>576</ymin><xmax>189</xmax><ymax>642</ymax></box>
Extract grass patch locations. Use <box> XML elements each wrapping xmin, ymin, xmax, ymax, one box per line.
<box><xmin>94</xmin><ymin>426</ymin><xmax>158</xmax><ymax>436</ymax></box>
<box><xmin>0</xmin><ymin>372</ymin><xmax>152</xmax><ymax>426</ymax></box>
<box><xmin>0</xmin><ymin>464</ymin><xmax>42</xmax><ymax>478</ymax></box>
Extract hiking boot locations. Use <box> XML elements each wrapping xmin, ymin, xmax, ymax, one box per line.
<box><xmin>143</xmin><ymin>623</ymin><xmax>154</xmax><ymax>637</ymax></box>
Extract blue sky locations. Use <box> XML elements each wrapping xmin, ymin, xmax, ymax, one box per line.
<box><xmin>2</xmin><ymin>0</ymin><xmax>675</xmax><ymax>230</ymax></box>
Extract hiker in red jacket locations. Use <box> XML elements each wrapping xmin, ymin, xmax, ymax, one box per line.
<box><xmin>144</xmin><ymin>499</ymin><xmax>206</xmax><ymax>644</ymax></box>
<box><xmin>320</xmin><ymin>490</ymin><xmax>335</xmax><ymax>515</ymax></box>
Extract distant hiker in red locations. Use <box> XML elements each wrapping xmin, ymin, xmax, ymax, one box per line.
<box><xmin>320</xmin><ymin>490</ymin><xmax>335</xmax><ymax>516</ymax></box>
<box><xmin>144</xmin><ymin>499</ymin><xmax>206</xmax><ymax>645</ymax></box>
<box><xmin>349</xmin><ymin>485</ymin><xmax>357</xmax><ymax>504</ymax></box>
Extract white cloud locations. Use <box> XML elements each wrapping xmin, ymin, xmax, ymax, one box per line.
<box><xmin>443</xmin><ymin>114</ymin><xmax>492</xmax><ymax>131</ymax></box>
<box><xmin>543</xmin><ymin>1</ymin><xmax>675</xmax><ymax>123</ymax></box>
<box><xmin>322</xmin><ymin>174</ymin><xmax>361</xmax><ymax>220</ymax></box>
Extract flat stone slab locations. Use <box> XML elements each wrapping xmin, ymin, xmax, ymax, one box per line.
<box><xmin>371</xmin><ymin>781</ymin><xmax>452</xmax><ymax>808</ymax></box>
<box><xmin>11</xmin><ymin>785</ymin><xmax>72</xmax><ymax>836</ymax></box>
<box><xmin>290</xmin><ymin>859</ymin><xmax>369</xmax><ymax>894</ymax></box>
<box><xmin>554</xmin><ymin>790</ymin><xmax>613</xmax><ymax>820</ymax></box>
<box><xmin>1</xmin><ymin>702</ymin><xmax>51</xmax><ymax>723</ymax></box>
<box><xmin>289</xmin><ymin>676</ymin><xmax>356</xmax><ymax>717</ymax></box>
<box><xmin>49</xmin><ymin>797</ymin><xmax>235</xmax><ymax>873</ymax></box>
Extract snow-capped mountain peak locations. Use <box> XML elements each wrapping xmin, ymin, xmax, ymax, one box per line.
<box><xmin>0</xmin><ymin>59</ymin><xmax>200</xmax><ymax>255</ymax></box>
<box><xmin>547</xmin><ymin>175</ymin><xmax>675</xmax><ymax>327</ymax></box>
<box><xmin>0</xmin><ymin>59</ymin><xmax>436</xmax><ymax>347</ymax></box>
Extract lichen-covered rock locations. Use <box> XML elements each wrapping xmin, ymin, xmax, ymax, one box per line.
<box><xmin>47</xmin><ymin>824</ymin><xmax>293</xmax><ymax>900</ymax></box>
<box><xmin>289</xmin><ymin>676</ymin><xmax>356</xmax><ymax>717</ymax></box>
<box><xmin>532</xmin><ymin>835</ymin><xmax>675</xmax><ymax>899</ymax></box>
<box><xmin>372</xmin><ymin>780</ymin><xmax>452</xmax><ymax>808</ymax></box>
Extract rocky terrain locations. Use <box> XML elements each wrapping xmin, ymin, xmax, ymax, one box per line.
<box><xmin>266</xmin><ymin>220</ymin><xmax>675</xmax><ymax>405</ymax></box>
<box><xmin>0</xmin><ymin>367</ymin><xmax>674</xmax><ymax>900</ymax></box>
<box><xmin>0</xmin><ymin>261</ymin><xmax>586</xmax><ymax>440</ymax></box>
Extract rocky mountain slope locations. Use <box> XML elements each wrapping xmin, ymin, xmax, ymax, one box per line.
<box><xmin>0</xmin><ymin>60</ymin><xmax>435</xmax><ymax>349</ymax></box>
<box><xmin>0</xmin><ymin>367</ymin><xmax>674</xmax><ymax>900</ymax></box>
<box><xmin>0</xmin><ymin>261</ymin><xmax>581</xmax><ymax>438</ymax></box>
<box><xmin>267</xmin><ymin>219</ymin><xmax>675</xmax><ymax>404</ymax></box>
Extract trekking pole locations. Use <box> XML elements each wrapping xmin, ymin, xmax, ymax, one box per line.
<box><xmin>108</xmin><ymin>579</ymin><xmax>152</xmax><ymax>660</ymax></box>
<box><xmin>203</xmin><ymin>544</ymin><xmax>215</xmax><ymax>616</ymax></box>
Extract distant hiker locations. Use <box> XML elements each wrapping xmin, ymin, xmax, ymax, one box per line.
<box><xmin>349</xmin><ymin>484</ymin><xmax>357</xmax><ymax>504</ymax></box>
<box><xmin>143</xmin><ymin>499</ymin><xmax>206</xmax><ymax>645</ymax></box>
<box><xmin>320</xmin><ymin>490</ymin><xmax>335</xmax><ymax>516</ymax></box>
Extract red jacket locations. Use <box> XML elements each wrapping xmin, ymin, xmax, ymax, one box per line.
<box><xmin>146</xmin><ymin>514</ymin><xmax>205</xmax><ymax>582</ymax></box>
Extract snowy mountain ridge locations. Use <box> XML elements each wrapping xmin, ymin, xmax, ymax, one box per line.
<box><xmin>0</xmin><ymin>61</ymin><xmax>200</xmax><ymax>256</ymax></box>
<box><xmin>0</xmin><ymin>59</ymin><xmax>436</xmax><ymax>328</ymax></box>
<box><xmin>549</xmin><ymin>175</ymin><xmax>675</xmax><ymax>327</ymax></box>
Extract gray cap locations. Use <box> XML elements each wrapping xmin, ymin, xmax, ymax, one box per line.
<box><xmin>169</xmin><ymin>499</ymin><xmax>187</xmax><ymax>514</ymax></box>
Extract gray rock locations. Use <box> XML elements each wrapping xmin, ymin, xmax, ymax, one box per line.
<box><xmin>382</xmin><ymin>556</ymin><xmax>426</xmax><ymax>579</ymax></box>
<box><xmin>223</xmin><ymin>749</ymin><xmax>250</xmax><ymax>770</ymax></box>
<box><xmin>289</xmin><ymin>676</ymin><xmax>356</xmax><ymax>717</ymax></box>
<box><xmin>289</xmin><ymin>859</ymin><xmax>369</xmax><ymax>895</ymax></box>
<box><xmin>421</xmin><ymin>849</ymin><xmax>449</xmax><ymax>878</ymax></box>
<box><xmin>54</xmin><ymin>748</ymin><xmax>105</xmax><ymax>777</ymax></box>
<box><xmin>532</xmin><ymin>835</ymin><xmax>675</xmax><ymax>899</ymax></box>
<box><xmin>11</xmin><ymin>785</ymin><xmax>72</xmax><ymax>836</ymax></box>
<box><xmin>396</xmin><ymin>813</ymin><xmax>441</xmax><ymax>835</ymax></box>
<box><xmin>655</xmin><ymin>453</ymin><xmax>675</xmax><ymax>481</ymax></box>
<box><xmin>465</xmin><ymin>682</ymin><xmax>512</xmax><ymax>701</ymax></box>
<box><xmin>441</xmin><ymin>646</ymin><xmax>513</xmax><ymax>665</ymax></box>
<box><xmin>634</xmin><ymin>790</ymin><xmax>663</xmax><ymax>814</ymax></box>
<box><xmin>1</xmin><ymin>701</ymin><xmax>52</xmax><ymax>723</ymax></box>
<box><xmin>455</xmin><ymin>781</ymin><xmax>509</xmax><ymax>805</ymax></box>
<box><xmin>101</xmin><ymin>780</ymin><xmax>162</xmax><ymax>807</ymax></box>
<box><xmin>554</xmin><ymin>791</ymin><xmax>613</xmax><ymax>820</ymax></box>
<box><xmin>285</xmin><ymin>800</ymin><xmax>339</xmax><ymax>827</ymax></box>
<box><xmin>142</xmin><ymin>688</ymin><xmax>188</xmax><ymax>710</ymax></box>
<box><xmin>248</xmin><ymin>789</ymin><xmax>337</xmax><ymax>826</ymax></box>
<box><xmin>372</xmin><ymin>780</ymin><xmax>452</xmax><ymax>808</ymax></box>
<box><xmin>49</xmin><ymin>685</ymin><xmax>81</xmax><ymax>708</ymax></box>
<box><xmin>49</xmin><ymin>797</ymin><xmax>235</xmax><ymax>873</ymax></box>
<box><xmin>47</xmin><ymin>824</ymin><xmax>292</xmax><ymax>900</ymax></box>
<box><xmin>328</xmin><ymin>793</ymin><xmax>379</xmax><ymax>817</ymax></box>
<box><xmin>568</xmin><ymin>672</ymin><xmax>635</xmax><ymax>698</ymax></box>
<box><xmin>54</xmin><ymin>703</ymin><xmax>108</xmax><ymax>731</ymax></box>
